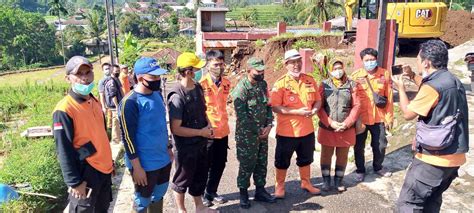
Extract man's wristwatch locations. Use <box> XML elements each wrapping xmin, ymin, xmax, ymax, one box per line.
<box><xmin>167</xmin><ymin>143</ymin><xmax>173</xmax><ymax>149</ymax></box>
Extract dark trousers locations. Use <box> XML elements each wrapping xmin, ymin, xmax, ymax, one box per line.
<box><xmin>275</xmin><ymin>133</ymin><xmax>315</xmax><ymax>169</ymax></box>
<box><xmin>172</xmin><ymin>140</ymin><xmax>209</xmax><ymax>196</ymax></box>
<box><xmin>397</xmin><ymin>157</ymin><xmax>459</xmax><ymax>213</ymax></box>
<box><xmin>205</xmin><ymin>136</ymin><xmax>229</xmax><ymax>195</ymax></box>
<box><xmin>68</xmin><ymin>164</ymin><xmax>112</xmax><ymax>213</ymax></box>
<box><xmin>354</xmin><ymin>123</ymin><xmax>387</xmax><ymax>173</ymax></box>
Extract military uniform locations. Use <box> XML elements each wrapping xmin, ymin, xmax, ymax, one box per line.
<box><xmin>231</xmin><ymin>76</ymin><xmax>273</xmax><ymax>189</ymax></box>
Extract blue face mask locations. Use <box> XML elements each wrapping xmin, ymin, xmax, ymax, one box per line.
<box><xmin>364</xmin><ymin>60</ymin><xmax>378</xmax><ymax>71</ymax></box>
<box><xmin>72</xmin><ymin>82</ymin><xmax>95</xmax><ymax>96</ymax></box>
<box><xmin>194</xmin><ymin>69</ymin><xmax>203</xmax><ymax>81</ymax></box>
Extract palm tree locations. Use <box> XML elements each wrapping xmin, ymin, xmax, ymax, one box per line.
<box><xmin>47</xmin><ymin>0</ymin><xmax>68</xmax><ymax>65</ymax></box>
<box><xmin>296</xmin><ymin>0</ymin><xmax>342</xmax><ymax>25</ymax></box>
<box><xmin>84</xmin><ymin>8</ymin><xmax>105</xmax><ymax>64</ymax></box>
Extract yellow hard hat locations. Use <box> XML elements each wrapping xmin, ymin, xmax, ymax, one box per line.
<box><xmin>177</xmin><ymin>52</ymin><xmax>206</xmax><ymax>69</ymax></box>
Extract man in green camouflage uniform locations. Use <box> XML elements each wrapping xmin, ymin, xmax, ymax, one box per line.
<box><xmin>231</xmin><ymin>57</ymin><xmax>276</xmax><ymax>209</ymax></box>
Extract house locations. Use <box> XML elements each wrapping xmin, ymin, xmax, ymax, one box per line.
<box><xmin>122</xmin><ymin>2</ymin><xmax>160</xmax><ymax>18</ymax></box>
<box><xmin>179</xmin><ymin>26</ymin><xmax>195</xmax><ymax>37</ymax></box>
<box><xmin>179</xmin><ymin>17</ymin><xmax>196</xmax><ymax>29</ymax></box>
<box><xmin>54</xmin><ymin>16</ymin><xmax>88</xmax><ymax>31</ymax></box>
<box><xmin>195</xmin><ymin>7</ymin><xmax>286</xmax><ymax>63</ymax></box>
<box><xmin>151</xmin><ymin>48</ymin><xmax>182</xmax><ymax>70</ymax></box>
<box><xmin>81</xmin><ymin>38</ymin><xmax>108</xmax><ymax>55</ymax></box>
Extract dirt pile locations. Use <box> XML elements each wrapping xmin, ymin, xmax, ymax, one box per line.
<box><xmin>228</xmin><ymin>35</ymin><xmax>348</xmax><ymax>87</ymax></box>
<box><xmin>441</xmin><ymin>10</ymin><xmax>474</xmax><ymax>47</ymax></box>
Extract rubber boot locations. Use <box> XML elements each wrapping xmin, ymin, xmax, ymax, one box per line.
<box><xmin>239</xmin><ymin>188</ymin><xmax>251</xmax><ymax>209</ymax></box>
<box><xmin>274</xmin><ymin>168</ymin><xmax>287</xmax><ymax>199</ymax></box>
<box><xmin>334</xmin><ymin>166</ymin><xmax>346</xmax><ymax>192</ymax></box>
<box><xmin>147</xmin><ymin>199</ymin><xmax>163</xmax><ymax>213</ymax></box>
<box><xmin>254</xmin><ymin>186</ymin><xmax>276</xmax><ymax>203</ymax></box>
<box><xmin>299</xmin><ymin>165</ymin><xmax>321</xmax><ymax>195</ymax></box>
<box><xmin>320</xmin><ymin>165</ymin><xmax>331</xmax><ymax>191</ymax></box>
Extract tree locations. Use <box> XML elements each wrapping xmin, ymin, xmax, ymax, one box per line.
<box><xmin>119</xmin><ymin>12</ymin><xmax>141</xmax><ymax>36</ymax></box>
<box><xmin>119</xmin><ymin>32</ymin><xmax>146</xmax><ymax>68</ymax></box>
<box><xmin>172</xmin><ymin>35</ymin><xmax>195</xmax><ymax>52</ymax></box>
<box><xmin>63</xmin><ymin>25</ymin><xmax>86</xmax><ymax>45</ymax></box>
<box><xmin>182</xmin><ymin>7</ymin><xmax>196</xmax><ymax>18</ymax></box>
<box><xmin>167</xmin><ymin>12</ymin><xmax>179</xmax><ymax>37</ymax></box>
<box><xmin>0</xmin><ymin>6</ymin><xmax>59</xmax><ymax>70</ymax></box>
<box><xmin>296</xmin><ymin>0</ymin><xmax>342</xmax><ymax>25</ymax></box>
<box><xmin>83</xmin><ymin>6</ymin><xmax>106</xmax><ymax>63</ymax></box>
<box><xmin>48</xmin><ymin>0</ymin><xmax>68</xmax><ymax>64</ymax></box>
<box><xmin>65</xmin><ymin>40</ymin><xmax>86</xmax><ymax>58</ymax></box>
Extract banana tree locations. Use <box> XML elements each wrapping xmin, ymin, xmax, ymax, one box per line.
<box><xmin>119</xmin><ymin>32</ymin><xmax>146</xmax><ymax>68</ymax></box>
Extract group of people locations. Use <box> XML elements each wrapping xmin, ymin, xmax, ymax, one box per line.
<box><xmin>97</xmin><ymin>62</ymin><xmax>135</xmax><ymax>144</ymax></box>
<box><xmin>53</xmin><ymin>39</ymin><xmax>469</xmax><ymax>213</ymax></box>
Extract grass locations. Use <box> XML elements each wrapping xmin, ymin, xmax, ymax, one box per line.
<box><xmin>139</xmin><ymin>39</ymin><xmax>175</xmax><ymax>52</ymax></box>
<box><xmin>226</xmin><ymin>5</ymin><xmax>286</xmax><ymax>26</ymax></box>
<box><xmin>0</xmin><ymin>79</ymin><xmax>70</xmax><ymax>211</ymax></box>
<box><xmin>0</xmin><ymin>68</ymin><xmax>62</xmax><ymax>87</ymax></box>
<box><xmin>43</xmin><ymin>15</ymin><xmax>57</xmax><ymax>23</ymax></box>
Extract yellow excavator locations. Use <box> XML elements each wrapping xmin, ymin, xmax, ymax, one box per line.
<box><xmin>344</xmin><ymin>0</ymin><xmax>448</xmax><ymax>45</ymax></box>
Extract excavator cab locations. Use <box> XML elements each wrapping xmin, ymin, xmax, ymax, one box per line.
<box><xmin>343</xmin><ymin>0</ymin><xmax>448</xmax><ymax>41</ymax></box>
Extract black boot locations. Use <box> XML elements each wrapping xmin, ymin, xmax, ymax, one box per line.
<box><xmin>254</xmin><ymin>186</ymin><xmax>276</xmax><ymax>203</ymax></box>
<box><xmin>334</xmin><ymin>176</ymin><xmax>346</xmax><ymax>192</ymax></box>
<box><xmin>239</xmin><ymin>188</ymin><xmax>251</xmax><ymax>209</ymax></box>
<box><xmin>322</xmin><ymin>175</ymin><xmax>332</xmax><ymax>191</ymax></box>
<box><xmin>334</xmin><ymin>166</ymin><xmax>346</xmax><ymax>192</ymax></box>
<box><xmin>321</xmin><ymin>165</ymin><xmax>331</xmax><ymax>191</ymax></box>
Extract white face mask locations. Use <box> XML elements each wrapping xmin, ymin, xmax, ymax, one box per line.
<box><xmin>289</xmin><ymin>71</ymin><xmax>301</xmax><ymax>78</ymax></box>
<box><xmin>330</xmin><ymin>69</ymin><xmax>344</xmax><ymax>79</ymax></box>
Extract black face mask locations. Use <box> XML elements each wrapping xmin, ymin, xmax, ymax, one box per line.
<box><xmin>143</xmin><ymin>79</ymin><xmax>161</xmax><ymax>91</ymax></box>
<box><xmin>113</xmin><ymin>73</ymin><xmax>120</xmax><ymax>78</ymax></box>
<box><xmin>252</xmin><ymin>74</ymin><xmax>264</xmax><ymax>82</ymax></box>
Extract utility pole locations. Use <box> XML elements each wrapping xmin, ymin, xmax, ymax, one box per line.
<box><xmin>376</xmin><ymin>0</ymin><xmax>388</xmax><ymax>67</ymax></box>
<box><xmin>105</xmin><ymin>0</ymin><xmax>115</xmax><ymax>65</ymax></box>
<box><xmin>111</xmin><ymin>0</ymin><xmax>119</xmax><ymax>63</ymax></box>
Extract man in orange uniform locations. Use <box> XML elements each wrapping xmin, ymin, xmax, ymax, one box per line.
<box><xmin>270</xmin><ymin>49</ymin><xmax>322</xmax><ymax>198</ymax></box>
<box><xmin>53</xmin><ymin>56</ymin><xmax>114</xmax><ymax>212</ymax></box>
<box><xmin>199</xmin><ymin>50</ymin><xmax>231</xmax><ymax>207</ymax></box>
<box><xmin>119</xmin><ymin>64</ymin><xmax>131</xmax><ymax>95</ymax></box>
<box><xmin>350</xmin><ymin>48</ymin><xmax>394</xmax><ymax>182</ymax></box>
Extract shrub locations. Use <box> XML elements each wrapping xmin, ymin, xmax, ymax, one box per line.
<box><xmin>292</xmin><ymin>39</ymin><xmax>320</xmax><ymax>51</ymax></box>
<box><xmin>274</xmin><ymin>57</ymin><xmax>284</xmax><ymax>72</ymax></box>
<box><xmin>255</xmin><ymin>39</ymin><xmax>265</xmax><ymax>48</ymax></box>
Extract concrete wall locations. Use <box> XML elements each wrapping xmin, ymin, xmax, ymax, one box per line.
<box><xmin>201</xmin><ymin>11</ymin><xmax>226</xmax><ymax>32</ymax></box>
<box><xmin>354</xmin><ymin>19</ymin><xmax>396</xmax><ymax>70</ymax></box>
<box><xmin>211</xmin><ymin>12</ymin><xmax>226</xmax><ymax>31</ymax></box>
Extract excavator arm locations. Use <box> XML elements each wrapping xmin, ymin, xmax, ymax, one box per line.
<box><xmin>344</xmin><ymin>0</ymin><xmax>357</xmax><ymax>30</ymax></box>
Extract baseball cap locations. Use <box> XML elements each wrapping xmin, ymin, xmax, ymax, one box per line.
<box><xmin>247</xmin><ymin>57</ymin><xmax>265</xmax><ymax>71</ymax></box>
<box><xmin>284</xmin><ymin>49</ymin><xmax>302</xmax><ymax>61</ymax></box>
<box><xmin>66</xmin><ymin>56</ymin><xmax>93</xmax><ymax>75</ymax></box>
<box><xmin>133</xmin><ymin>57</ymin><xmax>168</xmax><ymax>76</ymax></box>
<box><xmin>177</xmin><ymin>52</ymin><xmax>206</xmax><ymax>69</ymax></box>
